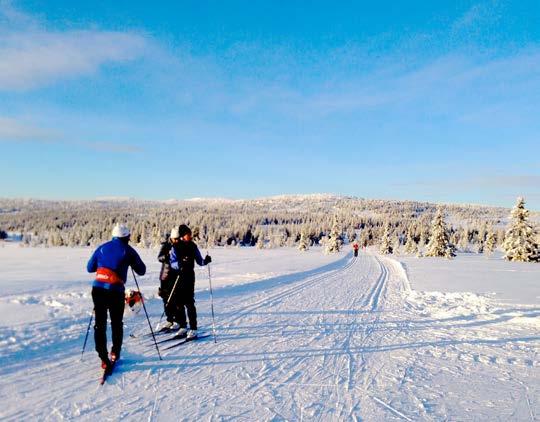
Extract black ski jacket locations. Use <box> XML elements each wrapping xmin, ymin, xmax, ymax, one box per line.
<box><xmin>173</xmin><ymin>240</ymin><xmax>205</xmax><ymax>284</ymax></box>
<box><xmin>158</xmin><ymin>241</ymin><xmax>178</xmax><ymax>282</ymax></box>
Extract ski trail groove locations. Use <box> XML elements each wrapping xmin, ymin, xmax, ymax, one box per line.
<box><xmin>225</xmin><ymin>255</ymin><xmax>357</xmax><ymax>326</ymax></box>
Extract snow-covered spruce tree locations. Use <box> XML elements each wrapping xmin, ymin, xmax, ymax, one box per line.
<box><xmin>393</xmin><ymin>235</ymin><xmax>401</xmax><ymax>254</ymax></box>
<box><xmin>502</xmin><ymin>197</ymin><xmax>539</xmax><ymax>262</ymax></box>
<box><xmin>425</xmin><ymin>209</ymin><xmax>455</xmax><ymax>258</ymax></box>
<box><xmin>346</xmin><ymin>228</ymin><xmax>356</xmax><ymax>243</ymax></box>
<box><xmin>404</xmin><ymin>225</ymin><xmax>418</xmax><ymax>254</ymax></box>
<box><xmin>256</xmin><ymin>231</ymin><xmax>265</xmax><ymax>249</ymax></box>
<box><xmin>379</xmin><ymin>222</ymin><xmax>393</xmax><ymax>254</ymax></box>
<box><xmin>457</xmin><ymin>227</ymin><xmax>469</xmax><ymax>252</ymax></box>
<box><xmin>484</xmin><ymin>230</ymin><xmax>496</xmax><ymax>256</ymax></box>
<box><xmin>298</xmin><ymin>226</ymin><xmax>310</xmax><ymax>251</ymax></box>
<box><xmin>418</xmin><ymin>230</ymin><xmax>427</xmax><ymax>248</ymax></box>
<box><xmin>325</xmin><ymin>215</ymin><xmax>341</xmax><ymax>253</ymax></box>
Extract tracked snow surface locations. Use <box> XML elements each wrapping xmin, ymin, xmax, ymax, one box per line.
<box><xmin>0</xmin><ymin>246</ymin><xmax>538</xmax><ymax>421</ymax></box>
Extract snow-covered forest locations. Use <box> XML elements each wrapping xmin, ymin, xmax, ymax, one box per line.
<box><xmin>1</xmin><ymin>195</ymin><xmax>538</xmax><ymax>261</ymax></box>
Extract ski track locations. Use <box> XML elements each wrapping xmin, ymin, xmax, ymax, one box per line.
<box><xmin>1</xmin><ymin>252</ymin><xmax>539</xmax><ymax>421</ymax></box>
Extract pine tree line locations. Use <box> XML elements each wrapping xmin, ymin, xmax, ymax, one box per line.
<box><xmin>0</xmin><ymin>195</ymin><xmax>538</xmax><ymax>261</ymax></box>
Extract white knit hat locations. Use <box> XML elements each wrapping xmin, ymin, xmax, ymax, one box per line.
<box><xmin>170</xmin><ymin>227</ymin><xmax>180</xmax><ymax>239</ymax></box>
<box><xmin>112</xmin><ymin>224</ymin><xmax>130</xmax><ymax>238</ymax></box>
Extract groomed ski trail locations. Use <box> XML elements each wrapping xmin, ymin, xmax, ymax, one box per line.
<box><xmin>1</xmin><ymin>251</ymin><xmax>538</xmax><ymax>421</ymax></box>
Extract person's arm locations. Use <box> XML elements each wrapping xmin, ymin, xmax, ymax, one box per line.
<box><xmin>194</xmin><ymin>244</ymin><xmax>212</xmax><ymax>266</ymax></box>
<box><xmin>87</xmin><ymin>248</ymin><xmax>98</xmax><ymax>273</ymax></box>
<box><xmin>157</xmin><ymin>242</ymin><xmax>171</xmax><ymax>263</ymax></box>
<box><xmin>130</xmin><ymin>248</ymin><xmax>147</xmax><ymax>275</ymax></box>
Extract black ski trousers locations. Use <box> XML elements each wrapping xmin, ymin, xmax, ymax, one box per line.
<box><xmin>92</xmin><ymin>287</ymin><xmax>125</xmax><ymax>360</ymax></box>
<box><xmin>159</xmin><ymin>275</ymin><xmax>179</xmax><ymax>323</ymax></box>
<box><xmin>172</xmin><ymin>280</ymin><xmax>197</xmax><ymax>330</ymax></box>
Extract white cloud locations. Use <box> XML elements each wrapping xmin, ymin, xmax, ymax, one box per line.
<box><xmin>0</xmin><ymin>116</ymin><xmax>58</xmax><ymax>140</ymax></box>
<box><xmin>0</xmin><ymin>3</ymin><xmax>149</xmax><ymax>90</ymax></box>
<box><xmin>263</xmin><ymin>48</ymin><xmax>540</xmax><ymax>121</ymax></box>
<box><xmin>0</xmin><ymin>115</ymin><xmax>142</xmax><ymax>153</ymax></box>
<box><xmin>77</xmin><ymin>141</ymin><xmax>143</xmax><ymax>153</ymax></box>
<box><xmin>451</xmin><ymin>1</ymin><xmax>501</xmax><ymax>33</ymax></box>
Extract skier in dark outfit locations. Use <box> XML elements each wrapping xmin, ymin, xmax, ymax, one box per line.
<box><xmin>171</xmin><ymin>224</ymin><xmax>211</xmax><ymax>339</ymax></box>
<box><xmin>86</xmin><ymin>224</ymin><xmax>146</xmax><ymax>372</ymax></box>
<box><xmin>156</xmin><ymin>227</ymin><xmax>181</xmax><ymax>331</ymax></box>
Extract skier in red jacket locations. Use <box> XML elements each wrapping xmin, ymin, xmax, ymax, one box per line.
<box><xmin>353</xmin><ymin>242</ymin><xmax>359</xmax><ymax>257</ymax></box>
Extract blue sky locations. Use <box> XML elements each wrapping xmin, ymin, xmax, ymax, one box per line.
<box><xmin>1</xmin><ymin>0</ymin><xmax>539</xmax><ymax>209</ymax></box>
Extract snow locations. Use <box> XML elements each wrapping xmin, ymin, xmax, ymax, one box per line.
<box><xmin>0</xmin><ymin>243</ymin><xmax>538</xmax><ymax>420</ymax></box>
<box><xmin>398</xmin><ymin>252</ymin><xmax>540</xmax><ymax>306</ymax></box>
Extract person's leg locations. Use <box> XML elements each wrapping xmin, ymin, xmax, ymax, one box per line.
<box><xmin>173</xmin><ymin>283</ymin><xmax>188</xmax><ymax>328</ymax></box>
<box><xmin>91</xmin><ymin>287</ymin><xmax>109</xmax><ymax>360</ymax></box>
<box><xmin>160</xmin><ymin>286</ymin><xmax>175</xmax><ymax>323</ymax></box>
<box><xmin>109</xmin><ymin>290</ymin><xmax>125</xmax><ymax>358</ymax></box>
<box><xmin>185</xmin><ymin>282</ymin><xmax>197</xmax><ymax>330</ymax></box>
<box><xmin>175</xmin><ymin>301</ymin><xmax>187</xmax><ymax>328</ymax></box>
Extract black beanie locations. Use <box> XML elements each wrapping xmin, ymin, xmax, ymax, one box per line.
<box><xmin>178</xmin><ymin>224</ymin><xmax>191</xmax><ymax>237</ymax></box>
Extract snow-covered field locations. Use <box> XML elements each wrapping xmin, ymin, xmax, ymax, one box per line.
<box><xmin>0</xmin><ymin>243</ymin><xmax>538</xmax><ymax>420</ymax></box>
<box><xmin>398</xmin><ymin>252</ymin><xmax>540</xmax><ymax>306</ymax></box>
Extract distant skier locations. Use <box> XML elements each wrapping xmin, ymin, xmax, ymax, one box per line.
<box><xmin>156</xmin><ymin>227</ymin><xmax>182</xmax><ymax>331</ymax></box>
<box><xmin>87</xmin><ymin>224</ymin><xmax>146</xmax><ymax>373</ymax></box>
<box><xmin>171</xmin><ymin>224</ymin><xmax>212</xmax><ymax>340</ymax></box>
<box><xmin>353</xmin><ymin>242</ymin><xmax>359</xmax><ymax>257</ymax></box>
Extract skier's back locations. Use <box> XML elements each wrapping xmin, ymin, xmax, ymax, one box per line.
<box><xmin>87</xmin><ymin>224</ymin><xmax>146</xmax><ymax>371</ymax></box>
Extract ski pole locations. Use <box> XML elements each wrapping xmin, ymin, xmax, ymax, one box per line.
<box><xmin>131</xmin><ymin>268</ymin><xmax>162</xmax><ymax>360</ymax></box>
<box><xmin>206</xmin><ymin>258</ymin><xmax>217</xmax><ymax>343</ymax></box>
<box><xmin>81</xmin><ymin>310</ymin><xmax>94</xmax><ymax>361</ymax></box>
<box><xmin>159</xmin><ymin>275</ymin><xmax>180</xmax><ymax>323</ymax></box>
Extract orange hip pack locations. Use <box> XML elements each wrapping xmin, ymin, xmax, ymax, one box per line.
<box><xmin>96</xmin><ymin>267</ymin><xmax>124</xmax><ymax>285</ymax></box>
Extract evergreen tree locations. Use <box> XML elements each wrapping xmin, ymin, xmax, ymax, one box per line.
<box><xmin>392</xmin><ymin>236</ymin><xmax>401</xmax><ymax>254</ymax></box>
<box><xmin>256</xmin><ymin>234</ymin><xmax>265</xmax><ymax>249</ymax></box>
<box><xmin>298</xmin><ymin>226</ymin><xmax>310</xmax><ymax>251</ymax></box>
<box><xmin>404</xmin><ymin>225</ymin><xmax>418</xmax><ymax>254</ymax></box>
<box><xmin>502</xmin><ymin>197</ymin><xmax>539</xmax><ymax>262</ymax></box>
<box><xmin>379</xmin><ymin>222</ymin><xmax>393</xmax><ymax>254</ymax></box>
<box><xmin>484</xmin><ymin>230</ymin><xmax>496</xmax><ymax>256</ymax></box>
<box><xmin>425</xmin><ymin>209</ymin><xmax>455</xmax><ymax>258</ymax></box>
<box><xmin>457</xmin><ymin>227</ymin><xmax>470</xmax><ymax>252</ymax></box>
<box><xmin>325</xmin><ymin>215</ymin><xmax>341</xmax><ymax>253</ymax></box>
<box><xmin>346</xmin><ymin>228</ymin><xmax>356</xmax><ymax>243</ymax></box>
<box><xmin>418</xmin><ymin>231</ymin><xmax>427</xmax><ymax>248</ymax></box>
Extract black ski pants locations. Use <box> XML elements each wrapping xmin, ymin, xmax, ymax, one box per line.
<box><xmin>92</xmin><ymin>287</ymin><xmax>125</xmax><ymax>361</ymax></box>
<box><xmin>173</xmin><ymin>280</ymin><xmax>197</xmax><ymax>330</ymax></box>
<box><xmin>159</xmin><ymin>275</ymin><xmax>179</xmax><ymax>323</ymax></box>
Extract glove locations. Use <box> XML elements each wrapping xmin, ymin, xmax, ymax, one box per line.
<box><xmin>204</xmin><ymin>255</ymin><xmax>212</xmax><ymax>265</ymax></box>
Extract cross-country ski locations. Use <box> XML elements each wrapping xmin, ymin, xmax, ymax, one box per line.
<box><xmin>162</xmin><ymin>334</ymin><xmax>212</xmax><ymax>351</ymax></box>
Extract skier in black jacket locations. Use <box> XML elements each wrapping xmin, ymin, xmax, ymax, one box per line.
<box><xmin>156</xmin><ymin>227</ymin><xmax>181</xmax><ymax>331</ymax></box>
<box><xmin>171</xmin><ymin>224</ymin><xmax>211</xmax><ymax>339</ymax></box>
